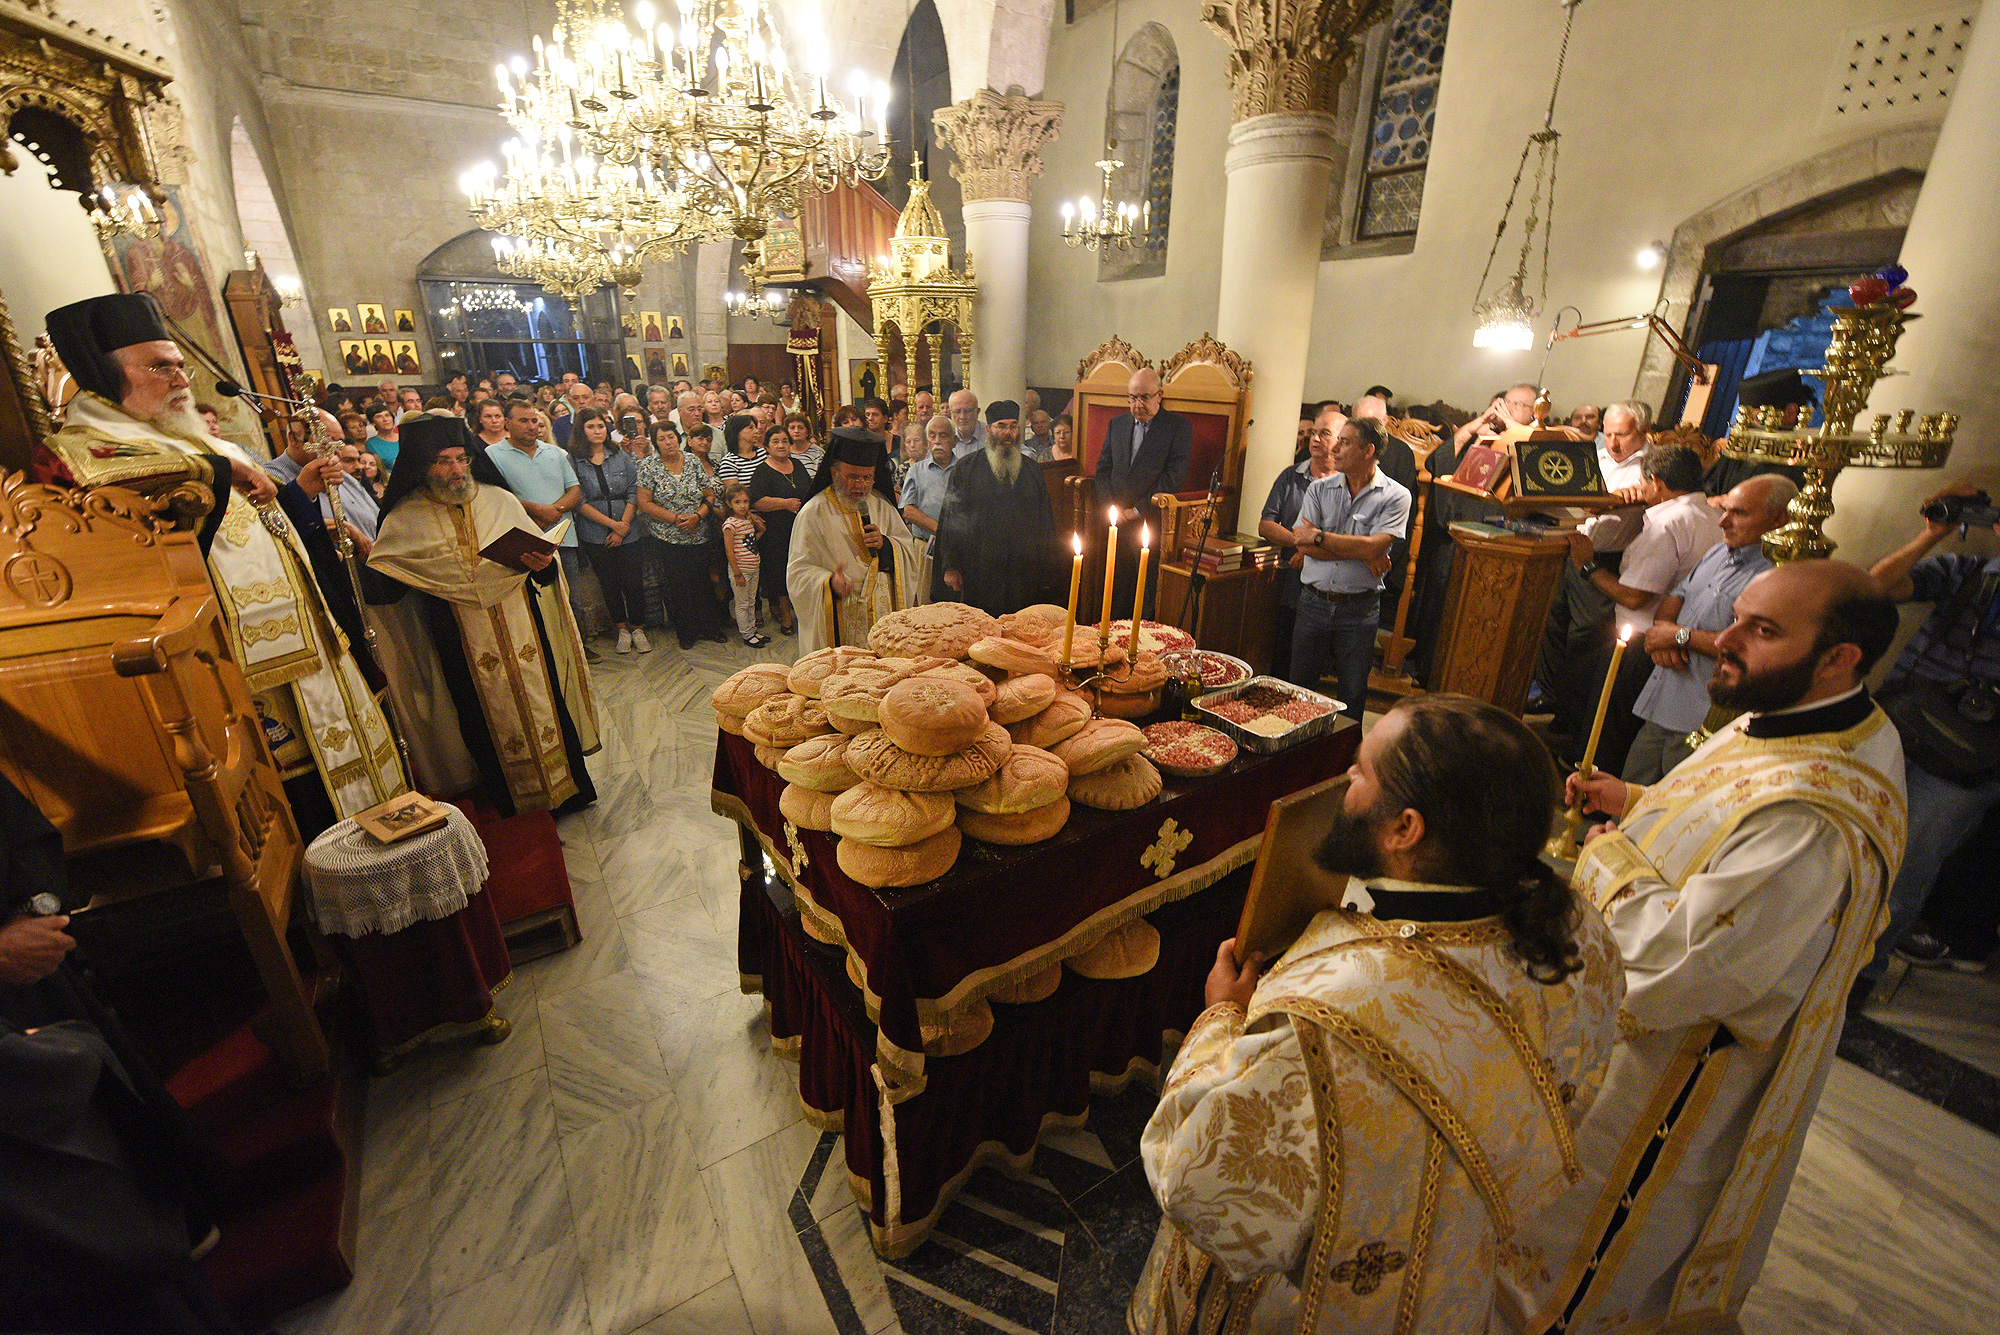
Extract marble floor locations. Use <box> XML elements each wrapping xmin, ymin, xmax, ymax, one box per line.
<box><xmin>278</xmin><ymin>634</ymin><xmax>2000</xmax><ymax>1335</ymax></box>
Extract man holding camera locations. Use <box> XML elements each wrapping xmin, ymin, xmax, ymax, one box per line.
<box><xmin>1855</xmin><ymin>482</ymin><xmax>2000</xmax><ymax>1001</ymax></box>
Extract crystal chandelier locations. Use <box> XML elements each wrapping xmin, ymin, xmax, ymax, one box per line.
<box><xmin>88</xmin><ymin>183</ymin><xmax>161</xmax><ymax>243</ymax></box>
<box><xmin>464</xmin><ymin>0</ymin><xmax>891</xmax><ymax>285</ymax></box>
<box><xmin>1059</xmin><ymin>0</ymin><xmax>1143</xmax><ymax>253</ymax></box>
<box><xmin>1470</xmin><ymin>0</ymin><xmax>1579</xmax><ymax>350</ymax></box>
<box><xmin>492</xmin><ymin>234</ymin><xmax>617</xmax><ymax>299</ymax></box>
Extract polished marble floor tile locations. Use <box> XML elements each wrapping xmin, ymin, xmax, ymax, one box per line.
<box><xmin>424</xmin><ymin>974</ymin><xmax>549</xmax><ymax>1109</ymax></box>
<box><xmin>1866</xmin><ymin>961</ymin><xmax>2000</xmax><ymax>1080</ymax></box>
<box><xmin>623</xmin><ymin>889</ymin><xmax>744</xmax><ymax>1003</ymax></box>
<box><xmin>540</xmin><ymin>968</ymin><xmax>676</xmax><ymax>1135</ymax></box>
<box><xmin>701</xmin><ymin>1119</ymin><xmax>839</xmax><ymax>1335</ymax></box>
<box><xmin>427</xmin><ymin>1068</ymin><xmax>575</xmax><ymax>1299</ymax></box>
<box><xmin>561</xmin><ymin>1093</ymin><xmax>732</xmax><ymax>1335</ymax></box>
<box><xmin>427</xmin><ymin>1239</ymin><xmax>594</xmax><ymax>1335</ymax></box>
<box><xmin>278</xmin><ymin>1195</ymin><xmax>433</xmax><ymax>1335</ymax></box>
<box><xmin>634</xmin><ymin>1275</ymin><xmax>756</xmax><ymax>1335</ymax></box>
<box><xmin>644</xmin><ymin>984</ymin><xmax>806</xmax><ymax>1167</ymax></box>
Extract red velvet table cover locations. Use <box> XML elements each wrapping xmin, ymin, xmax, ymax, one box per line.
<box><xmin>332</xmin><ymin>887</ymin><xmax>513</xmax><ymax>1052</ymax></box>
<box><xmin>711</xmin><ymin>720</ymin><xmax>1358</xmax><ymax>1096</ymax></box>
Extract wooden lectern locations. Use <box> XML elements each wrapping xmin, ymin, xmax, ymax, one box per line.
<box><xmin>1431</xmin><ymin>525</ymin><xmax>1571</xmax><ymax>713</ymax></box>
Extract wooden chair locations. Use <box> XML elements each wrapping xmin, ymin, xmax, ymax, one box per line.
<box><xmin>0</xmin><ymin>472</ymin><xmax>326</xmax><ymax>1078</ymax></box>
<box><xmin>1372</xmin><ymin>416</ymin><xmax>1444</xmax><ymax>694</ymax></box>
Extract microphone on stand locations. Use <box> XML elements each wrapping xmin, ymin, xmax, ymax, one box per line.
<box><xmin>214</xmin><ymin>381</ymin><xmax>316</xmax><ymax>411</ymax></box>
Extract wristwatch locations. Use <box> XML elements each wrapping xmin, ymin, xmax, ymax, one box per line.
<box><xmin>1577</xmin><ymin>560</ymin><xmax>1599</xmax><ymax>577</ymax></box>
<box><xmin>1674</xmin><ymin>625</ymin><xmax>1692</xmax><ymax>649</ymax></box>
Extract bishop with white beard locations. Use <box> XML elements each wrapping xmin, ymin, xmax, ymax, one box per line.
<box><xmin>40</xmin><ymin>293</ymin><xmax>403</xmax><ymax>837</ymax></box>
<box><xmin>935</xmin><ymin>401</ymin><xmax>1058</xmax><ymax>615</ymax></box>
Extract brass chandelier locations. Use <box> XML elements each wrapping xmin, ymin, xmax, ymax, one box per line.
<box><xmin>1059</xmin><ymin>0</ymin><xmax>1143</xmax><ymax>253</ymax></box>
<box><xmin>463</xmin><ymin>0</ymin><xmax>891</xmax><ymax>297</ymax></box>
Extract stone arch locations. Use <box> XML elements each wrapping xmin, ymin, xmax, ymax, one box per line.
<box><xmin>228</xmin><ymin>117</ymin><xmax>305</xmax><ymax>294</ymax></box>
<box><xmin>1100</xmin><ymin>21</ymin><xmax>1177</xmax><ymax>281</ymax></box>
<box><xmin>1634</xmin><ymin>126</ymin><xmax>1938</xmax><ymax>410</ymax></box>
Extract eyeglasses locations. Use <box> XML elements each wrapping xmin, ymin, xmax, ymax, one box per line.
<box><xmin>139</xmin><ymin>361</ymin><xmax>190</xmax><ymax>383</ymax></box>
<box><xmin>1127</xmin><ymin>392</ymin><xmax>1160</xmax><ymax>403</ymax></box>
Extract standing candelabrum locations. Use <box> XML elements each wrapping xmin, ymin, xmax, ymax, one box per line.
<box><xmin>1720</xmin><ymin>266</ymin><xmax>1957</xmax><ymax>563</ymax></box>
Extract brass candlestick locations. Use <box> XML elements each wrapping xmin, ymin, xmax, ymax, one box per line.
<box><xmin>1060</xmin><ymin>630</ymin><xmax>1134</xmax><ymax>718</ymax></box>
<box><xmin>1721</xmin><ymin>300</ymin><xmax>1957</xmax><ymax>563</ymax></box>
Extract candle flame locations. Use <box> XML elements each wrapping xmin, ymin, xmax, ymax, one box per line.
<box><xmin>1072</xmin><ymin>532</ymin><xmax>1083</xmax><ymax>556</ymax></box>
<box><xmin>1140</xmin><ymin>523</ymin><xmax>1150</xmax><ymax>547</ymax></box>
<box><xmin>1107</xmin><ymin>505</ymin><xmax>1119</xmax><ymax>525</ymax></box>
<box><xmin>1619</xmin><ymin>627</ymin><xmax>1634</xmax><ymax>644</ymax></box>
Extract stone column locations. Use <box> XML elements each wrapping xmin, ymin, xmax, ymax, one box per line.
<box><xmin>1836</xmin><ymin>6</ymin><xmax>2000</xmax><ymax>560</ymax></box>
<box><xmin>934</xmin><ymin>87</ymin><xmax>1063</xmax><ymax>406</ymax></box>
<box><xmin>1206</xmin><ymin>0</ymin><xmax>1390</xmax><ymax>518</ymax></box>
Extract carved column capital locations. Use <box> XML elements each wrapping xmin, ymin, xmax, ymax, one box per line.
<box><xmin>1201</xmin><ymin>0</ymin><xmax>1393</xmax><ymax>122</ymax></box>
<box><xmin>932</xmin><ymin>86</ymin><xmax>1065</xmax><ymax>204</ymax></box>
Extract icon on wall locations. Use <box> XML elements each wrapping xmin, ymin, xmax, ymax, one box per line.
<box><xmin>702</xmin><ymin>363</ymin><xmax>726</xmax><ymax>382</ymax></box>
<box><xmin>358</xmin><ymin>303</ymin><xmax>388</xmax><ymax>335</ymax></box>
<box><xmin>671</xmin><ymin>352</ymin><xmax>691</xmax><ymax>378</ymax></box>
<box><xmin>667</xmin><ymin>314</ymin><xmax>685</xmax><ymax>339</ymax></box>
<box><xmin>328</xmin><ymin>308</ymin><xmax>354</xmax><ymax>334</ymax></box>
<box><xmin>625</xmin><ymin>354</ymin><xmax>645</xmax><ymax>384</ymax></box>
<box><xmin>339</xmin><ymin>339</ymin><xmax>367</xmax><ymax>374</ymax></box>
<box><xmin>640</xmin><ymin>310</ymin><xmax>663</xmax><ymax>342</ymax></box>
<box><xmin>365</xmin><ymin>340</ymin><xmax>394</xmax><ymax>374</ymax></box>
<box><xmin>621</xmin><ymin>310</ymin><xmax>638</xmax><ymax>338</ymax></box>
<box><xmin>393</xmin><ymin>308</ymin><xmax>416</xmax><ymax>333</ymax></box>
<box><xmin>644</xmin><ymin>346</ymin><xmax>667</xmax><ymax>381</ymax></box>
<box><xmin>391</xmin><ymin>340</ymin><xmax>421</xmax><ymax>375</ymax></box>
<box><xmin>850</xmin><ymin>358</ymin><xmax>880</xmax><ymax>404</ymax></box>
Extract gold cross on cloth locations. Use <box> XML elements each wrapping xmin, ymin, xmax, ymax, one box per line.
<box><xmin>1331</xmin><ymin>1241</ymin><xmax>1407</xmax><ymax>1296</ymax></box>
<box><xmin>1141</xmin><ymin>818</ymin><xmax>1194</xmax><ymax>879</ymax></box>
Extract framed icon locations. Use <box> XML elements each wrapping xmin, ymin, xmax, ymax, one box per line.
<box><xmin>849</xmin><ymin>358</ymin><xmax>880</xmax><ymax>404</ymax></box>
<box><xmin>339</xmin><ymin>340</ymin><xmax>368</xmax><ymax>374</ymax></box>
<box><xmin>328</xmin><ymin>307</ymin><xmax>354</xmax><ymax>334</ymax></box>
<box><xmin>621</xmin><ymin>310</ymin><xmax>638</xmax><ymax>337</ymax></box>
<box><xmin>670</xmin><ymin>351</ymin><xmax>691</xmax><ymax>378</ymax></box>
<box><xmin>702</xmin><ymin>363</ymin><xmax>726</xmax><ymax>382</ymax></box>
<box><xmin>666</xmin><ymin>314</ymin><xmax>685</xmax><ymax>339</ymax></box>
<box><xmin>625</xmin><ymin>353</ymin><xmax>645</xmax><ymax>384</ymax></box>
<box><xmin>644</xmin><ymin>346</ymin><xmax>667</xmax><ymax>381</ymax></box>
<box><xmin>390</xmin><ymin>340</ymin><xmax>421</xmax><ymax>375</ymax></box>
<box><xmin>393</xmin><ymin>308</ymin><xmax>417</xmax><ymax>333</ymax></box>
<box><xmin>640</xmin><ymin>310</ymin><xmax>664</xmax><ymax>342</ymax></box>
<box><xmin>358</xmin><ymin>303</ymin><xmax>389</xmax><ymax>335</ymax></box>
<box><xmin>364</xmin><ymin>340</ymin><xmax>394</xmax><ymax>373</ymax></box>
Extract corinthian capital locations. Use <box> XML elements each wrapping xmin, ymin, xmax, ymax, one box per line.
<box><xmin>932</xmin><ymin>87</ymin><xmax>1065</xmax><ymax>204</ymax></box>
<box><xmin>1202</xmin><ymin>0</ymin><xmax>1393</xmax><ymax>121</ymax></box>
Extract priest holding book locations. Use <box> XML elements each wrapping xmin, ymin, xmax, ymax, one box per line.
<box><xmin>366</xmin><ymin>416</ymin><xmax>598</xmax><ymax>815</ymax></box>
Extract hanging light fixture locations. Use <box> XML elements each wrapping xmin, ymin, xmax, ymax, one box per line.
<box><xmin>1060</xmin><ymin>0</ymin><xmax>1144</xmax><ymax>253</ymax></box>
<box><xmin>1470</xmin><ymin>0</ymin><xmax>1581</xmax><ymax>351</ymax></box>
<box><xmin>88</xmin><ymin>183</ymin><xmax>162</xmax><ymax>243</ymax></box>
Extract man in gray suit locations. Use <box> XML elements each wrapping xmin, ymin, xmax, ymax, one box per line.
<box><xmin>1095</xmin><ymin>366</ymin><xmax>1192</xmax><ymax>620</ymax></box>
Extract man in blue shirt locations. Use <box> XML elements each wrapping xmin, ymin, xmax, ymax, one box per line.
<box><xmin>485</xmin><ymin>399</ymin><xmax>590</xmax><ymax>657</ymax></box>
<box><xmin>1854</xmin><ymin>483</ymin><xmax>2000</xmax><ymax>993</ymax></box>
<box><xmin>1622</xmin><ymin>475</ymin><xmax>1795</xmax><ymax>783</ymax></box>
<box><xmin>899</xmin><ymin>414</ymin><xmax>955</xmax><ymax>542</ymax></box>
<box><xmin>1288</xmin><ymin>415</ymin><xmax>1410</xmax><ymax>718</ymax></box>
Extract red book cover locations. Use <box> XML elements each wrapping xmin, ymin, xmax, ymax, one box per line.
<box><xmin>1451</xmin><ymin>443</ymin><xmax>1510</xmax><ymax>494</ymax></box>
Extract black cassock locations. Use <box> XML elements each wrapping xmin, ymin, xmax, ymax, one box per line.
<box><xmin>935</xmin><ymin>449</ymin><xmax>1057</xmax><ymax>615</ymax></box>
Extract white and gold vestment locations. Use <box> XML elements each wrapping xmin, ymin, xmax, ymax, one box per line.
<box><xmin>787</xmin><ymin>485</ymin><xmax>925</xmax><ymax>652</ymax></box>
<box><xmin>1132</xmin><ymin>888</ymin><xmax>1624</xmax><ymax>1335</ymax></box>
<box><xmin>1497</xmin><ymin>693</ymin><xmax>1906</xmax><ymax>1334</ymax></box>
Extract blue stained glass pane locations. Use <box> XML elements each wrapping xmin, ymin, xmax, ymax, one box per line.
<box><xmin>1360</xmin><ymin>0</ymin><xmax>1452</xmax><ymax>226</ymax></box>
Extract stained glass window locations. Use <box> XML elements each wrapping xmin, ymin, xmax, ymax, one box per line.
<box><xmin>1142</xmin><ymin>65</ymin><xmax>1178</xmax><ymax>261</ymax></box>
<box><xmin>1358</xmin><ymin>0</ymin><xmax>1452</xmax><ymax>240</ymax></box>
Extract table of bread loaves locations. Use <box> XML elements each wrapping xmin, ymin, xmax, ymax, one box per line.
<box><xmin>709</xmin><ymin>602</ymin><xmax>1357</xmax><ymax>1255</ymax></box>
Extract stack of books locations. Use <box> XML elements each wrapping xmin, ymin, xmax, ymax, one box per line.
<box><xmin>1181</xmin><ymin>536</ymin><xmax>1280</xmax><ymax>574</ymax></box>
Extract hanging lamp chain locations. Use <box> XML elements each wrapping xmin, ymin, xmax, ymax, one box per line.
<box><xmin>1472</xmin><ymin>0</ymin><xmax>1580</xmax><ymax>315</ymax></box>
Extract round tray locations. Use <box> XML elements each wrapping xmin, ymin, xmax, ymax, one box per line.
<box><xmin>1142</xmin><ymin>721</ymin><xmax>1239</xmax><ymax>777</ymax></box>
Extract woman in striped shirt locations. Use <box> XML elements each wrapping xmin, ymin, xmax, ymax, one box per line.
<box><xmin>713</xmin><ymin>414</ymin><xmax>763</xmax><ymax>488</ymax></box>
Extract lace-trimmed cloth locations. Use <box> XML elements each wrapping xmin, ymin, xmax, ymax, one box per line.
<box><xmin>305</xmin><ymin>806</ymin><xmax>490</xmax><ymax>937</ymax></box>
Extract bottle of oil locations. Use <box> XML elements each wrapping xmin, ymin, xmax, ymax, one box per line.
<box><xmin>1180</xmin><ymin>657</ymin><xmax>1205</xmax><ymax>721</ymax></box>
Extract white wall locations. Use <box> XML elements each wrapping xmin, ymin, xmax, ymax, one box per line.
<box><xmin>1027</xmin><ymin>0</ymin><xmax>1970</xmax><ymax>416</ymax></box>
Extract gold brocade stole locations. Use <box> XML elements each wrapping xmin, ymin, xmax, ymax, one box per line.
<box><xmin>1568</xmin><ymin>714</ymin><xmax>1905</xmax><ymax>1329</ymax></box>
<box><xmin>822</xmin><ymin>492</ymin><xmax>904</xmax><ymax>647</ymax></box>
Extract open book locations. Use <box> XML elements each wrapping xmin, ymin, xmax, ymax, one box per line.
<box><xmin>480</xmin><ymin>517</ymin><xmax>571</xmax><ymax>570</ymax></box>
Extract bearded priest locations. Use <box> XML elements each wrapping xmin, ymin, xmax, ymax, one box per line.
<box><xmin>935</xmin><ymin>400</ymin><xmax>1057</xmax><ymax>614</ymax></box>
<box><xmin>787</xmin><ymin>423</ymin><xmax>926</xmax><ymax>652</ymax></box>
<box><xmin>365</xmin><ymin>416</ymin><xmax>597</xmax><ymax>815</ymax></box>
<box><xmin>1498</xmin><ymin>560</ymin><xmax>1907</xmax><ymax>1335</ymax></box>
<box><xmin>40</xmin><ymin>293</ymin><xmax>403</xmax><ymax>837</ymax></box>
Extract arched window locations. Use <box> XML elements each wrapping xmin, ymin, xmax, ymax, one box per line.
<box><xmin>1324</xmin><ymin>0</ymin><xmax>1454</xmax><ymax>258</ymax></box>
<box><xmin>1101</xmin><ymin>22</ymin><xmax>1177</xmax><ymax>282</ymax></box>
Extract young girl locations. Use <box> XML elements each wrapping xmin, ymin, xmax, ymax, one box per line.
<box><xmin>721</xmin><ymin>483</ymin><xmax>769</xmax><ymax>646</ymax></box>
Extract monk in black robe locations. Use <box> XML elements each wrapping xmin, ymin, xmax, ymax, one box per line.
<box><xmin>935</xmin><ymin>400</ymin><xmax>1057</xmax><ymax>615</ymax></box>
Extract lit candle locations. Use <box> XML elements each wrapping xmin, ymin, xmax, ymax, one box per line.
<box><xmin>1127</xmin><ymin>523</ymin><xmax>1150</xmax><ymax>654</ymax></box>
<box><xmin>1099</xmin><ymin>506</ymin><xmax>1119</xmax><ymax>643</ymax></box>
<box><xmin>1062</xmin><ymin>533</ymin><xmax>1084</xmax><ymax>666</ymax></box>
<box><xmin>1578</xmin><ymin>627</ymin><xmax>1632</xmax><ymax>779</ymax></box>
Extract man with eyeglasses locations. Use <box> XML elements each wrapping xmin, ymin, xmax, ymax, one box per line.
<box><xmin>40</xmin><ymin>292</ymin><xmax>404</xmax><ymax>837</ymax></box>
<box><xmin>1095</xmin><ymin>367</ymin><xmax>1192</xmax><ymax>620</ymax></box>
<box><xmin>946</xmin><ymin>389</ymin><xmax>986</xmax><ymax>460</ymax></box>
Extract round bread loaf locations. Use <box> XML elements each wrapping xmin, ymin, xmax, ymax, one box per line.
<box><xmin>742</xmin><ymin>693</ymin><xmax>834</xmax><ymax>748</ymax></box>
<box><xmin>776</xmin><ymin>734</ymin><xmax>861</xmax><ymax>792</ymax></box>
<box><xmin>1066</xmin><ymin>919</ymin><xmax>1161</xmax><ymax>978</ymax></box>
<box><xmin>1102</xmin><ymin>650</ymin><xmax>1170</xmax><ymax>695</ymax></box>
<box><xmin>787</xmin><ymin>646</ymin><xmax>877</xmax><ymax>699</ymax></box>
<box><xmin>879</xmin><ymin>677</ymin><xmax>988</xmax><ymax>757</ymax></box>
<box><xmin>846</xmin><ymin>722</ymin><xmax>1011</xmax><ymax>792</ymax></box>
<box><xmin>716</xmin><ymin>709</ymin><xmax>746</xmax><ymax>736</ymax></box>
<box><xmin>1059</xmin><ymin>638</ymin><xmax>1128</xmax><ymax>670</ymax></box>
<box><xmin>955</xmin><ymin>745</ymin><xmax>1069</xmax><ymax>814</ymax></box>
<box><xmin>922</xmin><ymin>999</ymin><xmax>994</xmax><ymax>1056</ymax></box>
<box><xmin>753</xmin><ymin>744</ymin><xmax>790</xmax><ymax>771</ymax></box>
<box><xmin>867</xmin><ymin>603</ymin><xmax>1002</xmax><ymax>660</ymax></box>
<box><xmin>987</xmin><ymin>963</ymin><xmax>1062</xmax><ymax>1004</ymax></box>
<box><xmin>830</xmin><ymin>783</ymin><xmax>957</xmax><ymax>847</ymax></box>
<box><xmin>917</xmin><ymin>659</ymin><xmax>996</xmax><ymax>706</ymax></box>
<box><xmin>1006</xmin><ymin>692</ymin><xmax>1093</xmax><ymax>749</ymax></box>
<box><xmin>779</xmin><ymin>783</ymin><xmax>837</xmax><ymax>831</ymax></box>
<box><xmin>1050</xmin><ymin>718</ymin><xmax>1148</xmax><ymax>776</ymax></box>
<box><xmin>989</xmin><ymin>673</ymin><xmax>1058</xmax><ymax>725</ymax></box>
<box><xmin>1067</xmin><ymin>752</ymin><xmax>1162</xmax><ymax>810</ymax></box>
<box><xmin>820</xmin><ymin>656</ymin><xmax>933</xmax><ymax>724</ymax></box>
<box><xmin>827</xmin><ymin>710</ymin><xmax>875</xmax><ymax>736</ymax></box>
<box><xmin>711</xmin><ymin>662</ymin><xmax>793</xmax><ymax>718</ymax></box>
<box><xmin>836</xmin><ymin>825</ymin><xmax>962</xmax><ymax>887</ymax></box>
<box><xmin>967</xmin><ymin>636</ymin><xmax>1059</xmax><ymax>679</ymax></box>
<box><xmin>956</xmin><ymin>796</ymin><xmax>1069</xmax><ymax>846</ymax></box>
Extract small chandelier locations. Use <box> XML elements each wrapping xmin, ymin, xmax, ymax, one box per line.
<box><xmin>492</xmin><ymin>234</ymin><xmax>612</xmax><ymax>300</ymax></box>
<box><xmin>89</xmin><ymin>183</ymin><xmax>161</xmax><ymax>242</ymax></box>
<box><xmin>1470</xmin><ymin>1</ymin><xmax>1580</xmax><ymax>350</ymax></box>
<box><xmin>1059</xmin><ymin>0</ymin><xmax>1143</xmax><ymax>253</ymax></box>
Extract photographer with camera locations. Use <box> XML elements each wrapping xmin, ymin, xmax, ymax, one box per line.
<box><xmin>1855</xmin><ymin>482</ymin><xmax>2000</xmax><ymax>1004</ymax></box>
